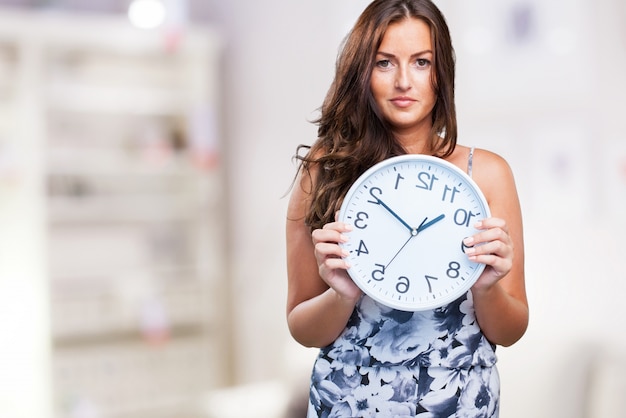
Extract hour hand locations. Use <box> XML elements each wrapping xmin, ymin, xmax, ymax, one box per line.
<box><xmin>375</xmin><ymin>198</ymin><xmax>413</xmax><ymax>233</ymax></box>
<box><xmin>416</xmin><ymin>214</ymin><xmax>445</xmax><ymax>234</ymax></box>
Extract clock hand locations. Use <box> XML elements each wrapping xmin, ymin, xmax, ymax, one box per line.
<box><xmin>415</xmin><ymin>214</ymin><xmax>445</xmax><ymax>234</ymax></box>
<box><xmin>385</xmin><ymin>217</ymin><xmax>429</xmax><ymax>269</ymax></box>
<box><xmin>385</xmin><ymin>234</ymin><xmax>414</xmax><ymax>269</ymax></box>
<box><xmin>375</xmin><ymin>198</ymin><xmax>415</xmax><ymax>234</ymax></box>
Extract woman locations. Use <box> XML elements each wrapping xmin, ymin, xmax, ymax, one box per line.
<box><xmin>286</xmin><ymin>1</ymin><xmax>528</xmax><ymax>416</ymax></box>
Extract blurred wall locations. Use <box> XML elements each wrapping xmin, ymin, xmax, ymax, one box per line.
<box><xmin>205</xmin><ymin>0</ymin><xmax>375</xmax><ymax>384</ymax></box>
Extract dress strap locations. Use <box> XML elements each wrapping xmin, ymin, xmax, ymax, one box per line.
<box><xmin>468</xmin><ymin>146</ymin><xmax>475</xmax><ymax>178</ymax></box>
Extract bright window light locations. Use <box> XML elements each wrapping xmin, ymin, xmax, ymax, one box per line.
<box><xmin>128</xmin><ymin>0</ymin><xmax>167</xmax><ymax>29</ymax></box>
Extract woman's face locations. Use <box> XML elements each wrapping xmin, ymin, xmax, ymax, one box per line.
<box><xmin>370</xmin><ymin>18</ymin><xmax>437</xmax><ymax>141</ymax></box>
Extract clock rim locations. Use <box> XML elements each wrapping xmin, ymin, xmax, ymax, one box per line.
<box><xmin>338</xmin><ymin>154</ymin><xmax>491</xmax><ymax>312</ymax></box>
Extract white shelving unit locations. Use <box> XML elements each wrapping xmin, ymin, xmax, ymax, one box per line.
<box><xmin>0</xmin><ymin>9</ymin><xmax>225</xmax><ymax>418</ymax></box>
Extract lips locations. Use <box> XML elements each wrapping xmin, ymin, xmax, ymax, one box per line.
<box><xmin>390</xmin><ymin>97</ymin><xmax>416</xmax><ymax>108</ymax></box>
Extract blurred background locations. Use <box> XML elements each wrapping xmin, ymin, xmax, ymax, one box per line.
<box><xmin>0</xmin><ymin>0</ymin><xmax>624</xmax><ymax>417</ymax></box>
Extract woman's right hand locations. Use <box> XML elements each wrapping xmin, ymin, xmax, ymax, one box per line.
<box><xmin>311</xmin><ymin>221</ymin><xmax>363</xmax><ymax>304</ymax></box>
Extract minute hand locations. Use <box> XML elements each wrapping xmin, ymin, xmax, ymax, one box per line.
<box><xmin>376</xmin><ymin>198</ymin><xmax>414</xmax><ymax>233</ymax></box>
<box><xmin>416</xmin><ymin>214</ymin><xmax>445</xmax><ymax>234</ymax></box>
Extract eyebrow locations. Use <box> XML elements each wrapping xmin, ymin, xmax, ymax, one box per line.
<box><xmin>375</xmin><ymin>50</ymin><xmax>433</xmax><ymax>58</ymax></box>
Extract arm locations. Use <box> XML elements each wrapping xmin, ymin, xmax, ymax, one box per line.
<box><xmin>466</xmin><ymin>149</ymin><xmax>529</xmax><ymax>347</ymax></box>
<box><xmin>285</xmin><ymin>168</ymin><xmax>363</xmax><ymax>348</ymax></box>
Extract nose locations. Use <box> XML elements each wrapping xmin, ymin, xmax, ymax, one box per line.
<box><xmin>394</xmin><ymin>65</ymin><xmax>411</xmax><ymax>91</ymax></box>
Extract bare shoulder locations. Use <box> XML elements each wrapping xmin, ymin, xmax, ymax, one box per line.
<box><xmin>446</xmin><ymin>145</ymin><xmax>514</xmax><ymax>182</ymax></box>
<box><xmin>471</xmin><ymin>148</ymin><xmax>519</xmax><ymax>208</ymax></box>
<box><xmin>472</xmin><ymin>148</ymin><xmax>512</xmax><ymax>174</ymax></box>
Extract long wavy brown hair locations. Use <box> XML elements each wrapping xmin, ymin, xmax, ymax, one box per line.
<box><xmin>294</xmin><ymin>0</ymin><xmax>457</xmax><ymax>230</ymax></box>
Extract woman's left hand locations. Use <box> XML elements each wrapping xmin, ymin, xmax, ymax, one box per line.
<box><xmin>464</xmin><ymin>217</ymin><xmax>514</xmax><ymax>291</ymax></box>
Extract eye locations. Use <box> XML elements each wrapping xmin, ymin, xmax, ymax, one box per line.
<box><xmin>415</xmin><ymin>58</ymin><xmax>431</xmax><ymax>68</ymax></box>
<box><xmin>375</xmin><ymin>59</ymin><xmax>392</xmax><ymax>69</ymax></box>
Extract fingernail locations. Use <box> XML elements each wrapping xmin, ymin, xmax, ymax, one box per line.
<box><xmin>340</xmin><ymin>234</ymin><xmax>349</xmax><ymax>242</ymax></box>
<box><xmin>463</xmin><ymin>237</ymin><xmax>474</xmax><ymax>246</ymax></box>
<box><xmin>465</xmin><ymin>247</ymin><xmax>475</xmax><ymax>255</ymax></box>
<box><xmin>474</xmin><ymin>221</ymin><xmax>483</xmax><ymax>229</ymax></box>
<box><xmin>344</xmin><ymin>223</ymin><xmax>353</xmax><ymax>231</ymax></box>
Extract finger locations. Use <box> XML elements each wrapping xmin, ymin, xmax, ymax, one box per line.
<box><xmin>466</xmin><ymin>239</ymin><xmax>510</xmax><ymax>258</ymax></box>
<box><xmin>312</xmin><ymin>227</ymin><xmax>350</xmax><ymax>245</ymax></box>
<box><xmin>466</xmin><ymin>226</ymin><xmax>511</xmax><ymax>248</ymax></box>
<box><xmin>314</xmin><ymin>242</ymin><xmax>348</xmax><ymax>260</ymax></box>
<box><xmin>470</xmin><ymin>253</ymin><xmax>512</xmax><ymax>277</ymax></box>
<box><xmin>466</xmin><ymin>237</ymin><xmax>513</xmax><ymax>279</ymax></box>
<box><xmin>320</xmin><ymin>257</ymin><xmax>351</xmax><ymax>272</ymax></box>
<box><xmin>475</xmin><ymin>217</ymin><xmax>508</xmax><ymax>233</ymax></box>
<box><xmin>323</xmin><ymin>221</ymin><xmax>353</xmax><ymax>232</ymax></box>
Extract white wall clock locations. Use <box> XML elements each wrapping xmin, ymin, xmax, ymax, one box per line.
<box><xmin>339</xmin><ymin>154</ymin><xmax>490</xmax><ymax>311</ymax></box>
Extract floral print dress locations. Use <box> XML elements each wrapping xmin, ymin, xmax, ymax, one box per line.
<box><xmin>307</xmin><ymin>292</ymin><xmax>500</xmax><ymax>417</ymax></box>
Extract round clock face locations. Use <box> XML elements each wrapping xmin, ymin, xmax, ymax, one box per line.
<box><xmin>338</xmin><ymin>154</ymin><xmax>490</xmax><ymax>311</ymax></box>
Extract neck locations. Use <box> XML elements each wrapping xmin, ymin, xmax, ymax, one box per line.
<box><xmin>392</xmin><ymin>124</ymin><xmax>435</xmax><ymax>155</ymax></box>
<box><xmin>396</xmin><ymin>133</ymin><xmax>436</xmax><ymax>155</ymax></box>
